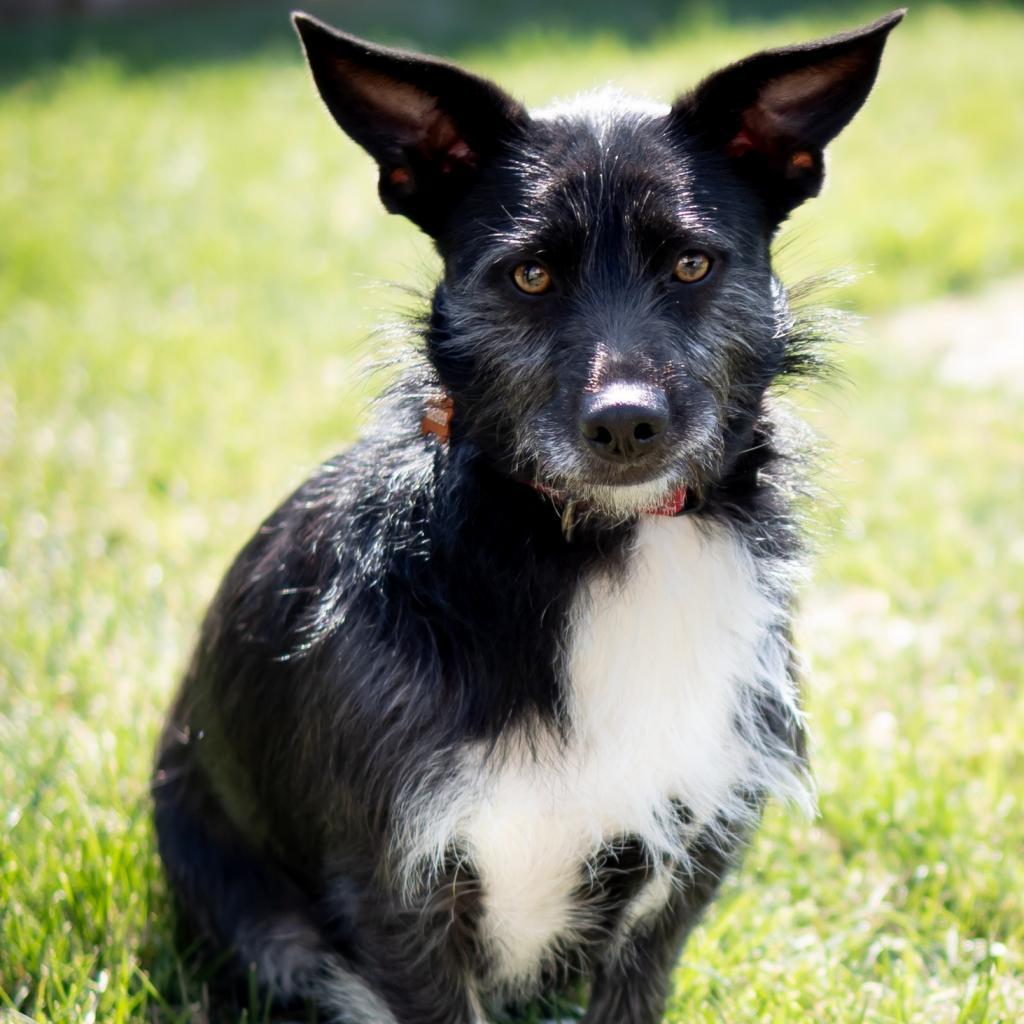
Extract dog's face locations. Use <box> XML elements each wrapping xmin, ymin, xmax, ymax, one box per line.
<box><xmin>433</xmin><ymin>103</ymin><xmax>778</xmax><ymax>515</ymax></box>
<box><xmin>295</xmin><ymin>12</ymin><xmax>902</xmax><ymax>516</ymax></box>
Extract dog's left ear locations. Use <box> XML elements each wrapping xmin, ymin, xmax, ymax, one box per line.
<box><xmin>673</xmin><ymin>9</ymin><xmax>904</xmax><ymax>225</ymax></box>
<box><xmin>293</xmin><ymin>13</ymin><xmax>526</xmax><ymax>238</ymax></box>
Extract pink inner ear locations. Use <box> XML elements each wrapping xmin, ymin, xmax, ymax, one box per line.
<box><xmin>441</xmin><ymin>138</ymin><xmax>477</xmax><ymax>173</ymax></box>
<box><xmin>759</xmin><ymin>55</ymin><xmax>862</xmax><ymax>118</ymax></box>
<box><xmin>747</xmin><ymin>52</ymin><xmax>866</xmax><ymax>154</ymax></box>
<box><xmin>336</xmin><ymin>61</ymin><xmax>440</xmax><ymax>146</ymax></box>
<box><xmin>726</xmin><ymin>99</ymin><xmax>804</xmax><ymax>162</ymax></box>
<box><xmin>339</xmin><ymin>58</ymin><xmax>478</xmax><ymax>170</ymax></box>
<box><xmin>726</xmin><ymin>128</ymin><xmax>757</xmax><ymax>157</ymax></box>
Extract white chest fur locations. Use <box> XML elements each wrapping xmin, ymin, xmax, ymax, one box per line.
<box><xmin>404</xmin><ymin>516</ymin><xmax>808</xmax><ymax>991</ymax></box>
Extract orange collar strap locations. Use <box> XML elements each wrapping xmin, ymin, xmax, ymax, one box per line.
<box><xmin>421</xmin><ymin>392</ymin><xmax>454</xmax><ymax>442</ymax></box>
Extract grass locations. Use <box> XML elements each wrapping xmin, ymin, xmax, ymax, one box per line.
<box><xmin>1</xmin><ymin>1</ymin><xmax>1023</xmax><ymax>1020</ymax></box>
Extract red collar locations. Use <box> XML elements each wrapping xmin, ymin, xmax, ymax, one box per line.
<box><xmin>641</xmin><ymin>485</ymin><xmax>688</xmax><ymax>516</ymax></box>
<box><xmin>422</xmin><ymin>392</ymin><xmax>688</xmax><ymax>519</ymax></box>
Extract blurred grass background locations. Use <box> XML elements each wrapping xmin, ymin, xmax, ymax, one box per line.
<box><xmin>1</xmin><ymin>1</ymin><xmax>1023</xmax><ymax>1021</ymax></box>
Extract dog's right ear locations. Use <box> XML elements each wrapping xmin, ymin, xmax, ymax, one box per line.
<box><xmin>293</xmin><ymin>13</ymin><xmax>526</xmax><ymax>238</ymax></box>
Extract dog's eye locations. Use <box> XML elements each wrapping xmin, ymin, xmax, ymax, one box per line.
<box><xmin>512</xmin><ymin>262</ymin><xmax>552</xmax><ymax>295</ymax></box>
<box><xmin>673</xmin><ymin>252</ymin><xmax>713</xmax><ymax>284</ymax></box>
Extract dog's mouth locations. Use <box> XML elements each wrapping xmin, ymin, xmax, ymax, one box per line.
<box><xmin>531</xmin><ymin>474</ymin><xmax>688</xmax><ymax>520</ymax></box>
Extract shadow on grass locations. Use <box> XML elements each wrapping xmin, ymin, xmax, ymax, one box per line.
<box><xmin>3</xmin><ymin>0</ymin><xmax>1020</xmax><ymax>90</ymax></box>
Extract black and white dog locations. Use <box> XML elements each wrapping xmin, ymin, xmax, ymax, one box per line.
<box><xmin>154</xmin><ymin>10</ymin><xmax>902</xmax><ymax>1022</ymax></box>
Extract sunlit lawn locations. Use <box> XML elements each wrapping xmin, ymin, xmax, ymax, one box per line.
<box><xmin>1</xmin><ymin>2</ymin><xmax>1022</xmax><ymax>1020</ymax></box>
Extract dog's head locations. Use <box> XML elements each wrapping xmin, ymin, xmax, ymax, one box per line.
<box><xmin>295</xmin><ymin>11</ymin><xmax>902</xmax><ymax>517</ymax></box>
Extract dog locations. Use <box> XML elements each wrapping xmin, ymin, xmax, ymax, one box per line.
<box><xmin>153</xmin><ymin>10</ymin><xmax>903</xmax><ymax>1022</ymax></box>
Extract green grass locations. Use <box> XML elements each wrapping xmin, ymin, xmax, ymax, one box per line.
<box><xmin>1</xmin><ymin>1</ymin><xmax>1023</xmax><ymax>1020</ymax></box>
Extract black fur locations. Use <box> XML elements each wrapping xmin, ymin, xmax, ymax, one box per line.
<box><xmin>153</xmin><ymin>11</ymin><xmax>902</xmax><ymax>1022</ymax></box>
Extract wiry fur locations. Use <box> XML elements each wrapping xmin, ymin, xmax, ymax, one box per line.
<box><xmin>394</xmin><ymin>515</ymin><xmax>812</xmax><ymax>1002</ymax></box>
<box><xmin>153</xmin><ymin>10</ymin><xmax>902</xmax><ymax>1023</ymax></box>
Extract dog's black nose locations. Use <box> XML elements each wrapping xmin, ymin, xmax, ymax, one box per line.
<box><xmin>580</xmin><ymin>383</ymin><xmax>669</xmax><ymax>463</ymax></box>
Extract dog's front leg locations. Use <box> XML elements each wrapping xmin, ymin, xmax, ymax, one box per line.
<box><xmin>318</xmin><ymin>945</ymin><xmax>481</xmax><ymax>1024</ymax></box>
<box><xmin>582</xmin><ymin>911</ymin><xmax>689</xmax><ymax>1024</ymax></box>
<box><xmin>583</xmin><ymin>840</ymin><xmax>737</xmax><ymax>1024</ymax></box>
<box><xmin>319</xmin><ymin>886</ymin><xmax>485</xmax><ymax>1024</ymax></box>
